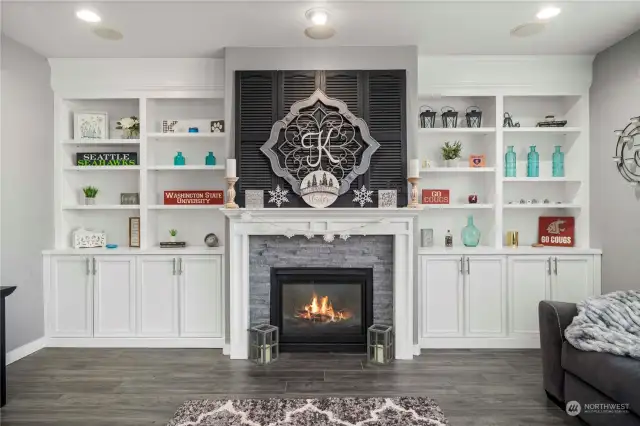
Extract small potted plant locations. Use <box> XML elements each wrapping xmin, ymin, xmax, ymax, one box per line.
<box><xmin>82</xmin><ymin>186</ymin><xmax>99</xmax><ymax>205</ymax></box>
<box><xmin>169</xmin><ymin>229</ymin><xmax>178</xmax><ymax>243</ymax></box>
<box><xmin>116</xmin><ymin>116</ymin><xmax>140</xmax><ymax>139</ymax></box>
<box><xmin>441</xmin><ymin>141</ymin><xmax>462</xmax><ymax>167</ymax></box>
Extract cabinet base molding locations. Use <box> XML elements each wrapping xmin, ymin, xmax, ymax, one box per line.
<box><xmin>420</xmin><ymin>336</ymin><xmax>540</xmax><ymax>349</ymax></box>
<box><xmin>47</xmin><ymin>337</ymin><xmax>224</xmax><ymax>348</ymax></box>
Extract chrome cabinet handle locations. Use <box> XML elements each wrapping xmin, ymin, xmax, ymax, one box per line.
<box><xmin>86</xmin><ymin>258</ymin><xmax>91</xmax><ymax>275</ymax></box>
<box><xmin>547</xmin><ymin>257</ymin><xmax>552</xmax><ymax>275</ymax></box>
<box><xmin>466</xmin><ymin>257</ymin><xmax>470</xmax><ymax>274</ymax></box>
<box><xmin>92</xmin><ymin>258</ymin><xmax>96</xmax><ymax>275</ymax></box>
<box><xmin>172</xmin><ymin>258</ymin><xmax>176</xmax><ymax>275</ymax></box>
<box><xmin>178</xmin><ymin>258</ymin><xmax>183</xmax><ymax>275</ymax></box>
<box><xmin>554</xmin><ymin>257</ymin><xmax>558</xmax><ymax>275</ymax></box>
<box><xmin>460</xmin><ymin>257</ymin><xmax>464</xmax><ymax>274</ymax></box>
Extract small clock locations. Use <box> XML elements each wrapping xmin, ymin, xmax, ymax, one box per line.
<box><xmin>204</xmin><ymin>233</ymin><xmax>219</xmax><ymax>247</ymax></box>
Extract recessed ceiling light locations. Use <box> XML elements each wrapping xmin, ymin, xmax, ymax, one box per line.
<box><xmin>306</xmin><ymin>8</ymin><xmax>329</xmax><ymax>26</ymax></box>
<box><xmin>536</xmin><ymin>7</ymin><xmax>561</xmax><ymax>20</ymax></box>
<box><xmin>76</xmin><ymin>9</ymin><xmax>101</xmax><ymax>23</ymax></box>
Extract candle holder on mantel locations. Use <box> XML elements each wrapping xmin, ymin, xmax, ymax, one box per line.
<box><xmin>407</xmin><ymin>177</ymin><xmax>420</xmax><ymax>208</ymax></box>
<box><xmin>225</xmin><ymin>177</ymin><xmax>239</xmax><ymax>209</ymax></box>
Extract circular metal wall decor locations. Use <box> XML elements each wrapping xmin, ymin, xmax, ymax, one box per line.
<box><xmin>614</xmin><ymin>116</ymin><xmax>640</xmax><ymax>185</ymax></box>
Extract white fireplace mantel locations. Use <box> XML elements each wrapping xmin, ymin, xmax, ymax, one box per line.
<box><xmin>222</xmin><ymin>207</ymin><xmax>422</xmax><ymax>360</ymax></box>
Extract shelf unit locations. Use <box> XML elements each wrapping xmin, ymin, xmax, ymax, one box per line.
<box><xmin>417</xmin><ymin>94</ymin><xmax>589</xmax><ymax>248</ymax></box>
<box><xmin>55</xmin><ymin>95</ymin><xmax>228</xmax><ymax>249</ymax></box>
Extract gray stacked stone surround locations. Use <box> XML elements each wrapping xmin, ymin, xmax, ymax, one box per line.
<box><xmin>249</xmin><ymin>235</ymin><xmax>393</xmax><ymax>327</ymax></box>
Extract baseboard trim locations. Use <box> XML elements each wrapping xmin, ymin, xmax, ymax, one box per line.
<box><xmin>6</xmin><ymin>336</ymin><xmax>47</xmax><ymax>365</ymax></box>
<box><xmin>420</xmin><ymin>336</ymin><xmax>540</xmax><ymax>349</ymax></box>
<box><xmin>47</xmin><ymin>337</ymin><xmax>225</xmax><ymax>348</ymax></box>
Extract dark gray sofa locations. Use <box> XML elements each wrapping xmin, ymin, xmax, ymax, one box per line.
<box><xmin>539</xmin><ymin>300</ymin><xmax>640</xmax><ymax>426</ymax></box>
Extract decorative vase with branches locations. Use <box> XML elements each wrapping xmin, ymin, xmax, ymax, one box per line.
<box><xmin>82</xmin><ymin>186</ymin><xmax>99</xmax><ymax>205</ymax></box>
<box><xmin>441</xmin><ymin>141</ymin><xmax>462</xmax><ymax>167</ymax></box>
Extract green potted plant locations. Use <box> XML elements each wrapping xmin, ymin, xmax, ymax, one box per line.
<box><xmin>116</xmin><ymin>116</ymin><xmax>140</xmax><ymax>139</ymax></box>
<box><xmin>441</xmin><ymin>140</ymin><xmax>462</xmax><ymax>167</ymax></box>
<box><xmin>169</xmin><ymin>229</ymin><xmax>178</xmax><ymax>243</ymax></box>
<box><xmin>82</xmin><ymin>186</ymin><xmax>99</xmax><ymax>205</ymax></box>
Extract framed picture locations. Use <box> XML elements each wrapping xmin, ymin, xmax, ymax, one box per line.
<box><xmin>210</xmin><ymin>120</ymin><xmax>225</xmax><ymax>133</ymax></box>
<box><xmin>74</xmin><ymin>112</ymin><xmax>109</xmax><ymax>140</ymax></box>
<box><xmin>120</xmin><ymin>193</ymin><xmax>140</xmax><ymax>205</ymax></box>
<box><xmin>469</xmin><ymin>154</ymin><xmax>486</xmax><ymax>168</ymax></box>
<box><xmin>129</xmin><ymin>217</ymin><xmax>141</xmax><ymax>248</ymax></box>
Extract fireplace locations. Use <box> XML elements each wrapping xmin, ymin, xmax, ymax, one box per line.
<box><xmin>270</xmin><ymin>267</ymin><xmax>373</xmax><ymax>353</ymax></box>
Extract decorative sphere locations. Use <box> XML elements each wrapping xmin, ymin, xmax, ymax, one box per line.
<box><xmin>204</xmin><ymin>233</ymin><xmax>219</xmax><ymax>247</ymax></box>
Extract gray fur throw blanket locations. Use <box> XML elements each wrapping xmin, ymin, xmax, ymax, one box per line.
<box><xmin>565</xmin><ymin>290</ymin><xmax>640</xmax><ymax>359</ymax></box>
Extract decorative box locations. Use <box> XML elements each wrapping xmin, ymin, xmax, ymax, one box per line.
<box><xmin>72</xmin><ymin>229</ymin><xmax>106</xmax><ymax>249</ymax></box>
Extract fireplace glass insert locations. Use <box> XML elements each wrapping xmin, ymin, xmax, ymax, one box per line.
<box><xmin>270</xmin><ymin>267</ymin><xmax>373</xmax><ymax>353</ymax></box>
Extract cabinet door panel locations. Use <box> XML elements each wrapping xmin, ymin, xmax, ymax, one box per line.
<box><xmin>552</xmin><ymin>256</ymin><xmax>594</xmax><ymax>303</ymax></box>
<box><xmin>93</xmin><ymin>256</ymin><xmax>136</xmax><ymax>337</ymax></box>
<box><xmin>508</xmin><ymin>256</ymin><xmax>550</xmax><ymax>335</ymax></box>
<box><xmin>180</xmin><ymin>256</ymin><xmax>222</xmax><ymax>337</ymax></box>
<box><xmin>50</xmin><ymin>256</ymin><xmax>92</xmax><ymax>337</ymax></box>
<box><xmin>420</xmin><ymin>256</ymin><xmax>463</xmax><ymax>337</ymax></box>
<box><xmin>137</xmin><ymin>256</ymin><xmax>179</xmax><ymax>337</ymax></box>
<box><xmin>465</xmin><ymin>256</ymin><xmax>506</xmax><ymax>336</ymax></box>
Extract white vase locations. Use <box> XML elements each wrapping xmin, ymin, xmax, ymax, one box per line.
<box><xmin>85</xmin><ymin>197</ymin><xmax>95</xmax><ymax>205</ymax></box>
<box><xmin>170</xmin><ymin>235</ymin><xmax>176</xmax><ymax>242</ymax></box>
<box><xmin>445</xmin><ymin>159</ymin><xmax>456</xmax><ymax>168</ymax></box>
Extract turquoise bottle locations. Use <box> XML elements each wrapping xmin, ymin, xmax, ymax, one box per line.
<box><xmin>527</xmin><ymin>146</ymin><xmax>539</xmax><ymax>177</ymax></box>
<box><xmin>552</xmin><ymin>146</ymin><xmax>564</xmax><ymax>177</ymax></box>
<box><xmin>505</xmin><ymin>146</ymin><xmax>516</xmax><ymax>177</ymax></box>
<box><xmin>205</xmin><ymin>152</ymin><xmax>216</xmax><ymax>166</ymax></box>
<box><xmin>461</xmin><ymin>215</ymin><xmax>481</xmax><ymax>247</ymax></box>
<box><xmin>174</xmin><ymin>151</ymin><xmax>185</xmax><ymax>166</ymax></box>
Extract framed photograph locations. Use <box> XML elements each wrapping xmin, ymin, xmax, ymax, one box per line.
<box><xmin>74</xmin><ymin>112</ymin><xmax>109</xmax><ymax>140</ymax></box>
<box><xmin>120</xmin><ymin>193</ymin><xmax>140</xmax><ymax>205</ymax></box>
<box><xmin>210</xmin><ymin>120</ymin><xmax>225</xmax><ymax>133</ymax></box>
<box><xmin>129</xmin><ymin>217</ymin><xmax>141</xmax><ymax>248</ymax></box>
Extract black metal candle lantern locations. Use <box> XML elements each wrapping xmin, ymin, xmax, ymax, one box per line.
<box><xmin>441</xmin><ymin>107</ymin><xmax>458</xmax><ymax>128</ymax></box>
<box><xmin>465</xmin><ymin>106</ymin><xmax>482</xmax><ymax>128</ymax></box>
<box><xmin>419</xmin><ymin>106</ymin><xmax>437</xmax><ymax>129</ymax></box>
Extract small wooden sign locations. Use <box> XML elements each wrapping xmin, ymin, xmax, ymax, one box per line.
<box><xmin>469</xmin><ymin>155</ymin><xmax>486</xmax><ymax>168</ymax></box>
<box><xmin>538</xmin><ymin>216</ymin><xmax>575</xmax><ymax>247</ymax></box>
<box><xmin>76</xmin><ymin>152</ymin><xmax>138</xmax><ymax>166</ymax></box>
<box><xmin>163</xmin><ymin>190</ymin><xmax>224</xmax><ymax>205</ymax></box>
<box><xmin>422</xmin><ymin>189</ymin><xmax>450</xmax><ymax>204</ymax></box>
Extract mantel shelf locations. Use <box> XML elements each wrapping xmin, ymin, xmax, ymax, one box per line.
<box><xmin>149</xmin><ymin>205</ymin><xmax>224</xmax><ymax>210</ymax></box>
<box><xmin>220</xmin><ymin>207</ymin><xmax>423</xmax><ymax>220</ymax></box>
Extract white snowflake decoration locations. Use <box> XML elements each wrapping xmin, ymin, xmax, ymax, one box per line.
<box><xmin>353</xmin><ymin>185</ymin><xmax>374</xmax><ymax>207</ymax></box>
<box><xmin>323</xmin><ymin>233</ymin><xmax>335</xmax><ymax>243</ymax></box>
<box><xmin>284</xmin><ymin>229</ymin><xmax>295</xmax><ymax>239</ymax></box>
<box><xmin>268</xmin><ymin>185</ymin><xmax>289</xmax><ymax>207</ymax></box>
<box><xmin>340</xmin><ymin>232</ymin><xmax>350</xmax><ymax>241</ymax></box>
<box><xmin>304</xmin><ymin>231</ymin><xmax>315</xmax><ymax>240</ymax></box>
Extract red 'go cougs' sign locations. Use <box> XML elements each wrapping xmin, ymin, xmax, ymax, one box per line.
<box><xmin>422</xmin><ymin>189</ymin><xmax>450</xmax><ymax>204</ymax></box>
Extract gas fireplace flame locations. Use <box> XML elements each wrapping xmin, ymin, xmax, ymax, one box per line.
<box><xmin>296</xmin><ymin>293</ymin><xmax>352</xmax><ymax>323</ymax></box>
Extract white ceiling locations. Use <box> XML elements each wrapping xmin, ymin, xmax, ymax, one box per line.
<box><xmin>3</xmin><ymin>1</ymin><xmax>640</xmax><ymax>58</ymax></box>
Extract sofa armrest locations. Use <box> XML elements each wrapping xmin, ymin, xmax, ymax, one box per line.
<box><xmin>538</xmin><ymin>300</ymin><xmax>578</xmax><ymax>404</ymax></box>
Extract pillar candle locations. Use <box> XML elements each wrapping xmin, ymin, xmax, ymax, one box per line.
<box><xmin>226</xmin><ymin>159</ymin><xmax>237</xmax><ymax>178</ymax></box>
<box><xmin>409</xmin><ymin>159</ymin><xmax>420</xmax><ymax>178</ymax></box>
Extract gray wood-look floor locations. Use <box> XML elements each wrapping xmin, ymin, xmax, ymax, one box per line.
<box><xmin>0</xmin><ymin>348</ymin><xmax>579</xmax><ymax>426</ymax></box>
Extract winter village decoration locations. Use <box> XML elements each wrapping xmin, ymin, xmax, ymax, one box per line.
<box><xmin>261</xmin><ymin>89</ymin><xmax>380</xmax><ymax>208</ymax></box>
<box><xmin>353</xmin><ymin>185</ymin><xmax>374</xmax><ymax>207</ymax></box>
<box><xmin>268</xmin><ymin>185</ymin><xmax>289</xmax><ymax>207</ymax></box>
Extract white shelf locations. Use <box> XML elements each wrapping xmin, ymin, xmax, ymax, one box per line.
<box><xmin>64</xmin><ymin>166</ymin><xmax>141</xmax><ymax>171</ymax></box>
<box><xmin>504</xmin><ymin>177</ymin><xmax>582</xmax><ymax>183</ymax></box>
<box><xmin>421</xmin><ymin>167</ymin><xmax>495</xmax><ymax>173</ymax></box>
<box><xmin>62</xmin><ymin>205</ymin><xmax>140</xmax><ymax>210</ymax></box>
<box><xmin>504</xmin><ymin>203</ymin><xmax>581</xmax><ymax>209</ymax></box>
<box><xmin>62</xmin><ymin>139</ymin><xmax>140</xmax><ymax>145</ymax></box>
<box><xmin>148</xmin><ymin>204</ymin><xmax>224</xmax><ymax>210</ymax></box>
<box><xmin>422</xmin><ymin>204</ymin><xmax>494</xmax><ymax>210</ymax></box>
<box><xmin>419</xmin><ymin>127</ymin><xmax>496</xmax><ymax>134</ymax></box>
<box><xmin>503</xmin><ymin>127</ymin><xmax>582</xmax><ymax>134</ymax></box>
<box><xmin>148</xmin><ymin>132</ymin><xmax>225</xmax><ymax>139</ymax></box>
<box><xmin>148</xmin><ymin>165</ymin><xmax>226</xmax><ymax>171</ymax></box>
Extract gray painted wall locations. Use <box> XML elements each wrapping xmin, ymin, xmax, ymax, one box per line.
<box><xmin>590</xmin><ymin>30</ymin><xmax>640</xmax><ymax>293</ymax></box>
<box><xmin>1</xmin><ymin>35</ymin><xmax>54</xmax><ymax>352</ymax></box>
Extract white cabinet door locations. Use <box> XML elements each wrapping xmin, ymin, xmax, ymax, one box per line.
<box><xmin>508</xmin><ymin>256</ymin><xmax>550</xmax><ymax>335</ymax></box>
<box><xmin>93</xmin><ymin>256</ymin><xmax>136</xmax><ymax>337</ymax></box>
<box><xmin>465</xmin><ymin>256</ymin><xmax>506</xmax><ymax>336</ymax></box>
<box><xmin>180</xmin><ymin>256</ymin><xmax>223</xmax><ymax>337</ymax></box>
<box><xmin>551</xmin><ymin>256</ymin><xmax>594</xmax><ymax>303</ymax></box>
<box><xmin>137</xmin><ymin>256</ymin><xmax>179</xmax><ymax>337</ymax></box>
<box><xmin>50</xmin><ymin>256</ymin><xmax>93</xmax><ymax>337</ymax></box>
<box><xmin>420</xmin><ymin>256</ymin><xmax>464</xmax><ymax>337</ymax></box>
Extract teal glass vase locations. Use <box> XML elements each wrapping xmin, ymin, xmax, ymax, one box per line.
<box><xmin>174</xmin><ymin>151</ymin><xmax>185</xmax><ymax>166</ymax></box>
<box><xmin>552</xmin><ymin>146</ymin><xmax>564</xmax><ymax>177</ymax></box>
<box><xmin>527</xmin><ymin>146</ymin><xmax>539</xmax><ymax>177</ymax></box>
<box><xmin>505</xmin><ymin>146</ymin><xmax>516</xmax><ymax>177</ymax></box>
<box><xmin>205</xmin><ymin>151</ymin><xmax>216</xmax><ymax>166</ymax></box>
<box><xmin>461</xmin><ymin>215</ymin><xmax>481</xmax><ymax>247</ymax></box>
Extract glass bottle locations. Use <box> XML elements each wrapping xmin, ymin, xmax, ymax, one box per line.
<box><xmin>461</xmin><ymin>215</ymin><xmax>481</xmax><ymax>247</ymax></box>
<box><xmin>505</xmin><ymin>146</ymin><xmax>516</xmax><ymax>177</ymax></box>
<box><xmin>527</xmin><ymin>145</ymin><xmax>539</xmax><ymax>177</ymax></box>
<box><xmin>174</xmin><ymin>151</ymin><xmax>185</xmax><ymax>166</ymax></box>
<box><xmin>445</xmin><ymin>230</ymin><xmax>453</xmax><ymax>248</ymax></box>
<box><xmin>552</xmin><ymin>146</ymin><xmax>564</xmax><ymax>177</ymax></box>
<box><xmin>205</xmin><ymin>151</ymin><xmax>216</xmax><ymax>166</ymax></box>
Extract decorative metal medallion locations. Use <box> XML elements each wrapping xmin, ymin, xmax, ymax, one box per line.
<box><xmin>614</xmin><ymin>117</ymin><xmax>640</xmax><ymax>188</ymax></box>
<box><xmin>261</xmin><ymin>89</ymin><xmax>380</xmax><ymax>208</ymax></box>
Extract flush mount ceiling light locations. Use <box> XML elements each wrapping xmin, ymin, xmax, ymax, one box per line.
<box><xmin>76</xmin><ymin>9</ymin><xmax>101</xmax><ymax>23</ymax></box>
<box><xmin>536</xmin><ymin>6</ymin><xmax>561</xmax><ymax>20</ymax></box>
<box><xmin>306</xmin><ymin>8</ymin><xmax>329</xmax><ymax>26</ymax></box>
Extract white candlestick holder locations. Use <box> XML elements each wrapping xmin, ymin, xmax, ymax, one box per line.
<box><xmin>225</xmin><ymin>177</ymin><xmax>239</xmax><ymax>209</ymax></box>
<box><xmin>407</xmin><ymin>177</ymin><xmax>420</xmax><ymax>208</ymax></box>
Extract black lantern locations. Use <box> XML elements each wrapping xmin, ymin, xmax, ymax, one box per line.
<box><xmin>441</xmin><ymin>106</ymin><xmax>458</xmax><ymax>128</ymax></box>
<box><xmin>419</xmin><ymin>106</ymin><xmax>437</xmax><ymax>128</ymax></box>
<box><xmin>465</xmin><ymin>106</ymin><xmax>482</xmax><ymax>128</ymax></box>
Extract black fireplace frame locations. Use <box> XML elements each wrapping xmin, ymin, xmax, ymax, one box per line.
<box><xmin>270</xmin><ymin>267</ymin><xmax>373</xmax><ymax>353</ymax></box>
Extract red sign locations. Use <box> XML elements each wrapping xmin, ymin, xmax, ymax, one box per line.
<box><xmin>538</xmin><ymin>216</ymin><xmax>575</xmax><ymax>247</ymax></box>
<box><xmin>164</xmin><ymin>190</ymin><xmax>224</xmax><ymax>205</ymax></box>
<box><xmin>422</xmin><ymin>189</ymin><xmax>450</xmax><ymax>204</ymax></box>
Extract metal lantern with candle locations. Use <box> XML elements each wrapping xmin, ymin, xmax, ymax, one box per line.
<box><xmin>441</xmin><ymin>106</ymin><xmax>459</xmax><ymax>128</ymax></box>
<box><xmin>419</xmin><ymin>106</ymin><xmax>437</xmax><ymax>129</ymax></box>
<box><xmin>249</xmin><ymin>324</ymin><xmax>279</xmax><ymax>365</ymax></box>
<box><xmin>465</xmin><ymin>106</ymin><xmax>482</xmax><ymax>128</ymax></box>
<box><xmin>367</xmin><ymin>324</ymin><xmax>393</xmax><ymax>364</ymax></box>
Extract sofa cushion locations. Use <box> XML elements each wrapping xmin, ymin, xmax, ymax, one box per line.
<box><xmin>563</xmin><ymin>342</ymin><xmax>640</xmax><ymax>416</ymax></box>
